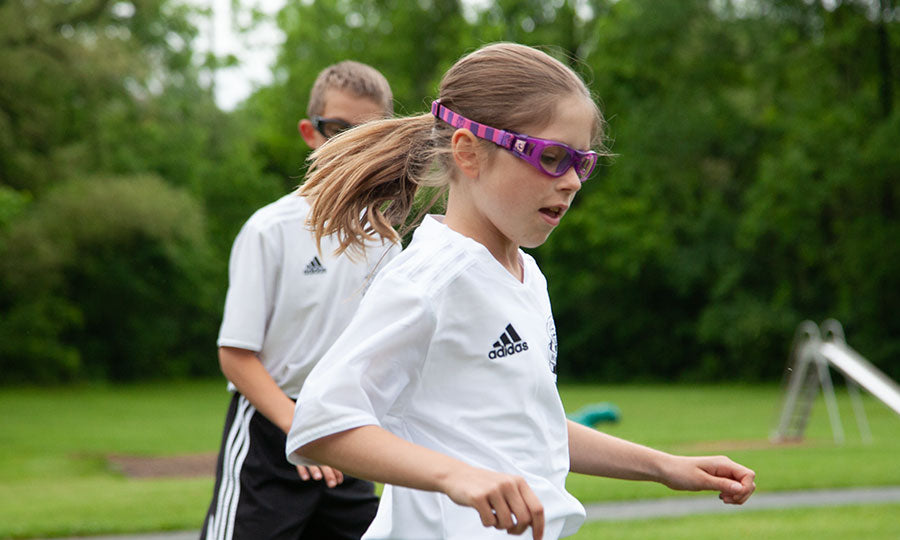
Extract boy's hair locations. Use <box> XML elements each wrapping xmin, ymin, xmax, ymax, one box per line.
<box><xmin>307</xmin><ymin>61</ymin><xmax>394</xmax><ymax>118</ymax></box>
<box><xmin>300</xmin><ymin>43</ymin><xmax>608</xmax><ymax>256</ymax></box>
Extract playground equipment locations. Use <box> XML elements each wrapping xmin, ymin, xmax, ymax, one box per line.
<box><xmin>772</xmin><ymin>319</ymin><xmax>900</xmax><ymax>444</ymax></box>
<box><xmin>568</xmin><ymin>402</ymin><xmax>621</xmax><ymax>427</ymax></box>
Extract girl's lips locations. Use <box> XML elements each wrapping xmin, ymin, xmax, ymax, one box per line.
<box><xmin>539</xmin><ymin>206</ymin><xmax>566</xmax><ymax>225</ymax></box>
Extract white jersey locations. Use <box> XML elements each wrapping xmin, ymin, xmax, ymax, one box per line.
<box><xmin>287</xmin><ymin>216</ymin><xmax>585</xmax><ymax>540</ymax></box>
<box><xmin>217</xmin><ymin>193</ymin><xmax>398</xmax><ymax>398</ymax></box>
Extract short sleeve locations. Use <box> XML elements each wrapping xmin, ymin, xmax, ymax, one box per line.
<box><xmin>286</xmin><ymin>271</ymin><xmax>436</xmax><ymax>465</ymax></box>
<box><xmin>217</xmin><ymin>222</ymin><xmax>279</xmax><ymax>352</ymax></box>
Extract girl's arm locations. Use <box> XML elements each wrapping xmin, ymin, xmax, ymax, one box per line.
<box><xmin>296</xmin><ymin>425</ymin><xmax>547</xmax><ymax>540</ymax></box>
<box><xmin>567</xmin><ymin>420</ymin><xmax>755</xmax><ymax>504</ymax></box>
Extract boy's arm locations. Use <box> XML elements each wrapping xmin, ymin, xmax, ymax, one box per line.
<box><xmin>219</xmin><ymin>346</ymin><xmax>296</xmax><ymax>433</ymax></box>
<box><xmin>567</xmin><ymin>420</ymin><xmax>755</xmax><ymax>504</ymax></box>
<box><xmin>219</xmin><ymin>346</ymin><xmax>343</xmax><ymax>486</ymax></box>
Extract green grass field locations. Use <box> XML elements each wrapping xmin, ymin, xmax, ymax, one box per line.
<box><xmin>1</xmin><ymin>381</ymin><xmax>899</xmax><ymax>539</ymax></box>
<box><xmin>570</xmin><ymin>503</ymin><xmax>900</xmax><ymax>539</ymax></box>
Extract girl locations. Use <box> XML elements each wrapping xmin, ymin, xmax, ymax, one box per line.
<box><xmin>286</xmin><ymin>43</ymin><xmax>756</xmax><ymax>540</ymax></box>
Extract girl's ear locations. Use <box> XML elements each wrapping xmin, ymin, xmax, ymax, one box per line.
<box><xmin>451</xmin><ymin>129</ymin><xmax>481</xmax><ymax>179</ymax></box>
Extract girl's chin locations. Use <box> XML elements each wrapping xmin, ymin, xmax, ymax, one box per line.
<box><xmin>520</xmin><ymin>231</ymin><xmax>553</xmax><ymax>249</ymax></box>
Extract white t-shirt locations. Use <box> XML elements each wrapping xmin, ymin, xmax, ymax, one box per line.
<box><xmin>286</xmin><ymin>216</ymin><xmax>585</xmax><ymax>540</ymax></box>
<box><xmin>217</xmin><ymin>193</ymin><xmax>399</xmax><ymax>398</ymax></box>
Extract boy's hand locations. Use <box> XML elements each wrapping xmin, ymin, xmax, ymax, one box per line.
<box><xmin>441</xmin><ymin>465</ymin><xmax>545</xmax><ymax>539</ymax></box>
<box><xmin>296</xmin><ymin>465</ymin><xmax>344</xmax><ymax>487</ymax></box>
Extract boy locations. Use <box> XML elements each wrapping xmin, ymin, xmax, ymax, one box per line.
<box><xmin>200</xmin><ymin>61</ymin><xmax>396</xmax><ymax>540</ymax></box>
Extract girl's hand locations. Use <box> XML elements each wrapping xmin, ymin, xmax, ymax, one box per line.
<box><xmin>441</xmin><ymin>465</ymin><xmax>545</xmax><ymax>539</ymax></box>
<box><xmin>296</xmin><ymin>465</ymin><xmax>344</xmax><ymax>487</ymax></box>
<box><xmin>660</xmin><ymin>455</ymin><xmax>756</xmax><ymax>504</ymax></box>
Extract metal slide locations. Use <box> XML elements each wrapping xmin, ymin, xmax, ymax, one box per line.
<box><xmin>819</xmin><ymin>340</ymin><xmax>900</xmax><ymax>416</ymax></box>
<box><xmin>772</xmin><ymin>319</ymin><xmax>900</xmax><ymax>443</ymax></box>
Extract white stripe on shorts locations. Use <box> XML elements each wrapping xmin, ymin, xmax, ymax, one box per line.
<box><xmin>206</xmin><ymin>395</ymin><xmax>255</xmax><ymax>540</ymax></box>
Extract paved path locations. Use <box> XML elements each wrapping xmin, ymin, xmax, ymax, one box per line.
<box><xmin>47</xmin><ymin>486</ymin><xmax>900</xmax><ymax>539</ymax></box>
<box><xmin>584</xmin><ymin>485</ymin><xmax>900</xmax><ymax>521</ymax></box>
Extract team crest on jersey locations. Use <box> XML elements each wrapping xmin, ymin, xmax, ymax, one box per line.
<box><xmin>547</xmin><ymin>316</ymin><xmax>558</xmax><ymax>376</ymax></box>
<box><xmin>488</xmin><ymin>324</ymin><xmax>529</xmax><ymax>359</ymax></box>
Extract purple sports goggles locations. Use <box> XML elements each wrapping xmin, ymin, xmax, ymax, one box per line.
<box><xmin>431</xmin><ymin>100</ymin><xmax>598</xmax><ymax>182</ymax></box>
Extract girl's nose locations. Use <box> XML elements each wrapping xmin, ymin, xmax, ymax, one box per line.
<box><xmin>557</xmin><ymin>166</ymin><xmax>582</xmax><ymax>192</ymax></box>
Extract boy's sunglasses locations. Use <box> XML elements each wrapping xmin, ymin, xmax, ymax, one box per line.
<box><xmin>431</xmin><ymin>100</ymin><xmax>598</xmax><ymax>182</ymax></box>
<box><xmin>312</xmin><ymin>116</ymin><xmax>354</xmax><ymax>139</ymax></box>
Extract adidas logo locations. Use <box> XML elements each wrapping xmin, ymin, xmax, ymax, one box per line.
<box><xmin>303</xmin><ymin>256</ymin><xmax>326</xmax><ymax>275</ymax></box>
<box><xmin>488</xmin><ymin>324</ymin><xmax>529</xmax><ymax>359</ymax></box>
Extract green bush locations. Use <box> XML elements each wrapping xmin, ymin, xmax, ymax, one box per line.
<box><xmin>0</xmin><ymin>175</ymin><xmax>221</xmax><ymax>383</ymax></box>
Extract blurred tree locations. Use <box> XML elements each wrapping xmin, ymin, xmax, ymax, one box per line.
<box><xmin>0</xmin><ymin>0</ymin><xmax>196</xmax><ymax>192</ymax></box>
<box><xmin>0</xmin><ymin>186</ymin><xmax>30</xmax><ymax>231</ymax></box>
<box><xmin>539</xmin><ymin>0</ymin><xmax>899</xmax><ymax>381</ymax></box>
<box><xmin>0</xmin><ymin>0</ymin><xmax>280</xmax><ymax>250</ymax></box>
<box><xmin>536</xmin><ymin>0</ymin><xmax>765</xmax><ymax>380</ymax></box>
<box><xmin>0</xmin><ymin>176</ymin><xmax>219</xmax><ymax>382</ymax></box>
<box><xmin>713</xmin><ymin>0</ymin><xmax>900</xmax><ymax>379</ymax></box>
<box><xmin>473</xmin><ymin>0</ymin><xmax>612</xmax><ymax>70</ymax></box>
<box><xmin>2</xmin><ymin>0</ymin><xmax>897</xmax><ymax>384</ymax></box>
<box><xmin>0</xmin><ymin>0</ymin><xmax>279</xmax><ymax>384</ymax></box>
<box><xmin>244</xmin><ymin>0</ymin><xmax>473</xmax><ymax>187</ymax></box>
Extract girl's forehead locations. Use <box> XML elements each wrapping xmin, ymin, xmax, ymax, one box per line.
<box><xmin>524</xmin><ymin>96</ymin><xmax>595</xmax><ymax>150</ymax></box>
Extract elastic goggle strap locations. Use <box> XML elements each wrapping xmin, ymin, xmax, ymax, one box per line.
<box><xmin>431</xmin><ymin>101</ymin><xmax>515</xmax><ymax>149</ymax></box>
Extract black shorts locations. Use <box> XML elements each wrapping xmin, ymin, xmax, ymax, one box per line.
<box><xmin>200</xmin><ymin>393</ymin><xmax>379</xmax><ymax>540</ymax></box>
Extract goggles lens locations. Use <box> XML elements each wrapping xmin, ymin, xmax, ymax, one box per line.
<box><xmin>574</xmin><ymin>152</ymin><xmax>598</xmax><ymax>180</ymax></box>
<box><xmin>539</xmin><ymin>145</ymin><xmax>573</xmax><ymax>176</ymax></box>
<box><xmin>313</xmin><ymin>116</ymin><xmax>353</xmax><ymax>138</ymax></box>
<box><xmin>531</xmin><ymin>141</ymin><xmax>598</xmax><ymax>181</ymax></box>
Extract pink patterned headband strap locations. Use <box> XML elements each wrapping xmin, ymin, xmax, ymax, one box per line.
<box><xmin>431</xmin><ymin>100</ymin><xmax>514</xmax><ymax>149</ymax></box>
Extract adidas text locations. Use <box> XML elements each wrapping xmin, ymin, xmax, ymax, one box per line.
<box><xmin>488</xmin><ymin>324</ymin><xmax>529</xmax><ymax>359</ymax></box>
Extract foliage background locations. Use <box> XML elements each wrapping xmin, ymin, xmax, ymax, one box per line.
<box><xmin>1</xmin><ymin>0</ymin><xmax>898</xmax><ymax>384</ymax></box>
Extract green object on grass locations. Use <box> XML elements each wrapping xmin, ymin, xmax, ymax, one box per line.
<box><xmin>568</xmin><ymin>402</ymin><xmax>621</xmax><ymax>426</ymax></box>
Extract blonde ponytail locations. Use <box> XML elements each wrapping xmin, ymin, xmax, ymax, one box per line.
<box><xmin>299</xmin><ymin>113</ymin><xmax>444</xmax><ymax>256</ymax></box>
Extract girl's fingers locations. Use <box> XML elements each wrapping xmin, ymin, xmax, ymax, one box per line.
<box><xmin>519</xmin><ymin>481</ymin><xmax>545</xmax><ymax>540</ymax></box>
<box><xmin>729</xmin><ymin>478</ymin><xmax>757</xmax><ymax>505</ymax></box>
<box><xmin>712</xmin><ymin>467</ymin><xmax>756</xmax><ymax>505</ymax></box>
<box><xmin>445</xmin><ymin>469</ymin><xmax>544</xmax><ymax>538</ymax></box>
<box><xmin>473</xmin><ymin>498</ymin><xmax>498</xmax><ymax>529</ymax></box>
<box><xmin>503</xmin><ymin>479</ymin><xmax>534</xmax><ymax>536</ymax></box>
<box><xmin>487</xmin><ymin>491</ymin><xmax>515</xmax><ymax>530</ymax></box>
